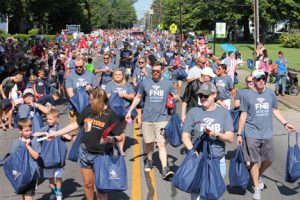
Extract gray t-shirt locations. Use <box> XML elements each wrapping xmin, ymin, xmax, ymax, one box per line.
<box><xmin>183</xmin><ymin>105</ymin><xmax>233</xmax><ymax>158</ymax></box>
<box><xmin>214</xmin><ymin>75</ymin><xmax>233</xmax><ymax>100</ymax></box>
<box><xmin>18</xmin><ymin>104</ymin><xmax>38</xmax><ymax>119</ymax></box>
<box><xmin>65</xmin><ymin>71</ymin><xmax>98</xmax><ymax>90</ymax></box>
<box><xmin>105</xmin><ymin>82</ymin><xmax>134</xmax><ymax>109</ymax></box>
<box><xmin>240</xmin><ymin>88</ymin><xmax>278</xmax><ymax>139</ymax></box>
<box><xmin>132</xmin><ymin>67</ymin><xmax>152</xmax><ymax>83</ymax></box>
<box><xmin>96</xmin><ymin>62</ymin><xmax>116</xmax><ymax>85</ymax></box>
<box><xmin>138</xmin><ymin>77</ymin><xmax>175</xmax><ymax>122</ymax></box>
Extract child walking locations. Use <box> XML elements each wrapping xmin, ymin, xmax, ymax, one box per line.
<box><xmin>34</xmin><ymin>109</ymin><xmax>71</xmax><ymax>200</ymax></box>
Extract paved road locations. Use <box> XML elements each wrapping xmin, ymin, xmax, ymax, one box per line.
<box><xmin>1</xmin><ymin>56</ymin><xmax>300</xmax><ymax>200</ymax></box>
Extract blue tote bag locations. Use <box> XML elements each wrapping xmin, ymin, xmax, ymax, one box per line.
<box><xmin>39</xmin><ymin>126</ymin><xmax>68</xmax><ymax>169</ymax></box>
<box><xmin>229</xmin><ymin>145</ymin><xmax>250</xmax><ymax>189</ymax></box>
<box><xmin>171</xmin><ymin>134</ymin><xmax>207</xmax><ymax>193</ymax></box>
<box><xmin>32</xmin><ymin>110</ymin><xmax>43</xmax><ymax>133</ymax></box>
<box><xmin>68</xmin><ymin>127</ymin><xmax>85</xmax><ymax>162</ymax></box>
<box><xmin>93</xmin><ymin>142</ymin><xmax>128</xmax><ymax>192</ymax></box>
<box><xmin>0</xmin><ymin>143</ymin><xmax>39</xmax><ymax>194</ymax></box>
<box><xmin>230</xmin><ymin>109</ymin><xmax>240</xmax><ymax>133</ymax></box>
<box><xmin>285</xmin><ymin>132</ymin><xmax>300</xmax><ymax>183</ymax></box>
<box><xmin>70</xmin><ymin>87</ymin><xmax>90</xmax><ymax>114</ymax></box>
<box><xmin>165</xmin><ymin>112</ymin><xmax>182</xmax><ymax>147</ymax></box>
<box><xmin>199</xmin><ymin>139</ymin><xmax>226</xmax><ymax>200</ymax></box>
<box><xmin>109</xmin><ymin>93</ymin><xmax>128</xmax><ymax>118</ymax></box>
<box><xmin>176</xmin><ymin>67</ymin><xmax>188</xmax><ymax>80</ymax></box>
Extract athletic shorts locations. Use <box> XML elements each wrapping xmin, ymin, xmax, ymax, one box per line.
<box><xmin>142</xmin><ymin>121</ymin><xmax>168</xmax><ymax>144</ymax></box>
<box><xmin>43</xmin><ymin>168</ymin><xmax>64</xmax><ymax>178</ymax></box>
<box><xmin>243</xmin><ymin>137</ymin><xmax>275</xmax><ymax>163</ymax></box>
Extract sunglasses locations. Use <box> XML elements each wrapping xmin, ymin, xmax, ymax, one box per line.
<box><xmin>199</xmin><ymin>93</ymin><xmax>210</xmax><ymax>99</ymax></box>
<box><xmin>198</xmin><ymin>61</ymin><xmax>206</xmax><ymax>65</ymax></box>
<box><xmin>152</xmin><ymin>70</ymin><xmax>161</xmax><ymax>74</ymax></box>
<box><xmin>255</xmin><ymin>76</ymin><xmax>266</xmax><ymax>82</ymax></box>
<box><xmin>104</xmin><ymin>57</ymin><xmax>109</xmax><ymax>59</ymax></box>
<box><xmin>247</xmin><ymin>80</ymin><xmax>254</xmax><ymax>84</ymax></box>
<box><xmin>138</xmin><ymin>61</ymin><xmax>144</xmax><ymax>64</ymax></box>
<box><xmin>75</xmin><ymin>66</ymin><xmax>83</xmax><ymax>69</ymax></box>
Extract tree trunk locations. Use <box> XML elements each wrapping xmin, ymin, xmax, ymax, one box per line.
<box><xmin>242</xmin><ymin>15</ymin><xmax>250</xmax><ymax>41</ymax></box>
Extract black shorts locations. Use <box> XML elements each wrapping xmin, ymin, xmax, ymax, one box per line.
<box><xmin>20</xmin><ymin>179</ymin><xmax>37</xmax><ymax>196</ymax></box>
<box><xmin>243</xmin><ymin>137</ymin><xmax>275</xmax><ymax>163</ymax></box>
<box><xmin>0</xmin><ymin>99</ymin><xmax>12</xmax><ymax>111</ymax></box>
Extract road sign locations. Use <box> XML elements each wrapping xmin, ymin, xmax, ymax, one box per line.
<box><xmin>158</xmin><ymin>23</ymin><xmax>164</xmax><ymax>30</ymax></box>
<box><xmin>215</xmin><ymin>22</ymin><xmax>226</xmax><ymax>38</ymax></box>
<box><xmin>169</xmin><ymin>23</ymin><xmax>177</xmax><ymax>34</ymax></box>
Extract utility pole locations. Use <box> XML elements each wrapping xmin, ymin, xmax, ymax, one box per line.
<box><xmin>179</xmin><ymin>0</ymin><xmax>183</xmax><ymax>52</ymax></box>
<box><xmin>253</xmin><ymin>0</ymin><xmax>259</xmax><ymax>47</ymax></box>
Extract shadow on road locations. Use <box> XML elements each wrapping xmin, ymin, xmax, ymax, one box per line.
<box><xmin>264</xmin><ymin>175</ymin><xmax>298</xmax><ymax>196</ymax></box>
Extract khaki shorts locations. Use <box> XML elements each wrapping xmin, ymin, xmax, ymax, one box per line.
<box><xmin>69</xmin><ymin>111</ymin><xmax>80</xmax><ymax>141</ymax></box>
<box><xmin>142</xmin><ymin>121</ymin><xmax>168</xmax><ymax>144</ymax></box>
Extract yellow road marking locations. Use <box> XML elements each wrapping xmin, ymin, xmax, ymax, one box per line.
<box><xmin>131</xmin><ymin>122</ymin><xmax>141</xmax><ymax>200</ymax></box>
<box><xmin>149</xmin><ymin>167</ymin><xmax>158</xmax><ymax>200</ymax></box>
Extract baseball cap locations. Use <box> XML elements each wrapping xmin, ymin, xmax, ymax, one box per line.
<box><xmin>23</xmin><ymin>88</ymin><xmax>34</xmax><ymax>96</ymax></box>
<box><xmin>252</xmin><ymin>70</ymin><xmax>265</xmax><ymax>79</ymax></box>
<box><xmin>201</xmin><ymin>67</ymin><xmax>216</xmax><ymax>78</ymax></box>
<box><xmin>197</xmin><ymin>82</ymin><xmax>217</xmax><ymax>95</ymax></box>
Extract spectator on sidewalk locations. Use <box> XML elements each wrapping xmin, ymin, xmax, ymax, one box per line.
<box><xmin>275</xmin><ymin>51</ymin><xmax>288</xmax><ymax>96</ymax></box>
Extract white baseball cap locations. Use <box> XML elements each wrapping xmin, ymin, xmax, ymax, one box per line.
<box><xmin>201</xmin><ymin>67</ymin><xmax>216</xmax><ymax>78</ymax></box>
<box><xmin>252</xmin><ymin>70</ymin><xmax>265</xmax><ymax>79</ymax></box>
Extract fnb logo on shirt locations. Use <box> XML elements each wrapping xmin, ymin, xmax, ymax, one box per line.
<box><xmin>76</xmin><ymin>78</ymin><xmax>89</xmax><ymax>88</ymax></box>
<box><xmin>200</xmin><ymin>118</ymin><xmax>221</xmax><ymax>132</ymax></box>
<box><xmin>150</xmin><ymin>85</ymin><xmax>164</xmax><ymax>96</ymax></box>
<box><xmin>255</xmin><ymin>98</ymin><xmax>269</xmax><ymax>110</ymax></box>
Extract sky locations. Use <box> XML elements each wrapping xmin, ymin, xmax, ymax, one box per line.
<box><xmin>133</xmin><ymin>0</ymin><xmax>154</xmax><ymax>20</ymax></box>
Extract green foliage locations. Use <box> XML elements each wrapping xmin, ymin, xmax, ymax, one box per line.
<box><xmin>28</xmin><ymin>28</ymin><xmax>40</xmax><ymax>35</ymax></box>
<box><xmin>12</xmin><ymin>34</ymin><xmax>31</xmax><ymax>41</ymax></box>
<box><xmin>279</xmin><ymin>34</ymin><xmax>300</xmax><ymax>48</ymax></box>
<box><xmin>0</xmin><ymin>30</ymin><xmax>11</xmax><ymax>39</ymax></box>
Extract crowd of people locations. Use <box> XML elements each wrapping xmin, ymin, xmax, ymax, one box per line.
<box><xmin>0</xmin><ymin>29</ymin><xmax>296</xmax><ymax>200</ymax></box>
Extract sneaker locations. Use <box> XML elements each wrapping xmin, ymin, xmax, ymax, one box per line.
<box><xmin>144</xmin><ymin>160</ymin><xmax>153</xmax><ymax>172</ymax></box>
<box><xmin>162</xmin><ymin>166</ymin><xmax>174</xmax><ymax>180</ymax></box>
<box><xmin>253</xmin><ymin>188</ymin><xmax>261</xmax><ymax>200</ymax></box>
<box><xmin>259</xmin><ymin>176</ymin><xmax>264</xmax><ymax>190</ymax></box>
<box><xmin>281</xmin><ymin>92</ymin><xmax>285</xmax><ymax>96</ymax></box>
<box><xmin>275</xmin><ymin>91</ymin><xmax>279</xmax><ymax>96</ymax></box>
<box><xmin>56</xmin><ymin>194</ymin><xmax>62</xmax><ymax>200</ymax></box>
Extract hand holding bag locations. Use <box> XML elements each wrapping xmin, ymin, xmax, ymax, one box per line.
<box><xmin>165</xmin><ymin>112</ymin><xmax>182</xmax><ymax>147</ymax></box>
<box><xmin>199</xmin><ymin>139</ymin><xmax>226</xmax><ymax>200</ymax></box>
<box><xmin>171</xmin><ymin>134</ymin><xmax>207</xmax><ymax>193</ymax></box>
<box><xmin>93</xmin><ymin>140</ymin><xmax>128</xmax><ymax>192</ymax></box>
<box><xmin>229</xmin><ymin>145</ymin><xmax>250</xmax><ymax>189</ymax></box>
<box><xmin>285</xmin><ymin>132</ymin><xmax>300</xmax><ymax>183</ymax></box>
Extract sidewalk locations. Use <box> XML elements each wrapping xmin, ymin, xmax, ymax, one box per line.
<box><xmin>237</xmin><ymin>69</ymin><xmax>300</xmax><ymax>131</ymax></box>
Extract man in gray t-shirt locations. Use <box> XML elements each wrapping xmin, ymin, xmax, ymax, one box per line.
<box><xmin>126</xmin><ymin>61</ymin><xmax>179</xmax><ymax>180</ymax></box>
<box><xmin>237</xmin><ymin>70</ymin><xmax>295</xmax><ymax>200</ymax></box>
<box><xmin>65</xmin><ymin>57</ymin><xmax>97</xmax><ymax>98</ymax></box>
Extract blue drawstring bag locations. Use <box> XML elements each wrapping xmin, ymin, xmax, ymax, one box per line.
<box><xmin>172</xmin><ymin>134</ymin><xmax>207</xmax><ymax>193</ymax></box>
<box><xmin>109</xmin><ymin>93</ymin><xmax>128</xmax><ymax>118</ymax></box>
<box><xmin>165</xmin><ymin>112</ymin><xmax>182</xmax><ymax>147</ymax></box>
<box><xmin>68</xmin><ymin>127</ymin><xmax>85</xmax><ymax>162</ymax></box>
<box><xmin>230</xmin><ymin>109</ymin><xmax>240</xmax><ymax>133</ymax></box>
<box><xmin>176</xmin><ymin>67</ymin><xmax>188</xmax><ymax>80</ymax></box>
<box><xmin>229</xmin><ymin>145</ymin><xmax>250</xmax><ymax>189</ymax></box>
<box><xmin>39</xmin><ymin>126</ymin><xmax>68</xmax><ymax>169</ymax></box>
<box><xmin>0</xmin><ymin>143</ymin><xmax>39</xmax><ymax>194</ymax></box>
<box><xmin>285</xmin><ymin>132</ymin><xmax>300</xmax><ymax>183</ymax></box>
<box><xmin>94</xmin><ymin>141</ymin><xmax>128</xmax><ymax>192</ymax></box>
<box><xmin>70</xmin><ymin>87</ymin><xmax>90</xmax><ymax>114</ymax></box>
<box><xmin>199</xmin><ymin>139</ymin><xmax>226</xmax><ymax>200</ymax></box>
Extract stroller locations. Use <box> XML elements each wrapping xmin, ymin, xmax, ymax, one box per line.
<box><xmin>287</xmin><ymin>68</ymin><xmax>300</xmax><ymax>96</ymax></box>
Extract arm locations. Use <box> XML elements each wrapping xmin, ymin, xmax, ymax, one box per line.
<box><xmin>0</xmin><ymin>84</ymin><xmax>6</xmax><ymax>99</ymax></box>
<box><xmin>66</xmin><ymin>88</ymin><xmax>74</xmax><ymax>98</ymax></box>
<box><xmin>23</xmin><ymin>139</ymin><xmax>39</xmax><ymax>160</ymax></box>
<box><xmin>34</xmin><ymin>103</ymin><xmax>50</xmax><ymax>115</ymax></box>
<box><xmin>62</xmin><ymin>134</ymin><xmax>72</xmax><ymax>141</ymax></box>
<box><xmin>205</xmin><ymin>127</ymin><xmax>234</xmax><ymax>143</ymax></box>
<box><xmin>182</xmin><ymin>132</ymin><xmax>193</xmax><ymax>150</ymax></box>
<box><xmin>126</xmin><ymin>93</ymin><xmax>142</xmax><ymax>119</ymax></box>
<box><xmin>132</xmin><ymin>78</ymin><xmax>138</xmax><ymax>88</ymax></box>
<box><xmin>119</xmin><ymin>92</ymin><xmax>134</xmax><ymax>101</ymax></box>
<box><xmin>237</xmin><ymin>111</ymin><xmax>247</xmax><ymax>144</ymax></box>
<box><xmin>48</xmin><ymin>122</ymin><xmax>79</xmax><ymax>138</ymax></box>
<box><xmin>273</xmin><ymin>109</ymin><xmax>295</xmax><ymax>132</ymax></box>
<box><xmin>181</xmin><ymin>102</ymin><xmax>187</xmax><ymax>123</ymax></box>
